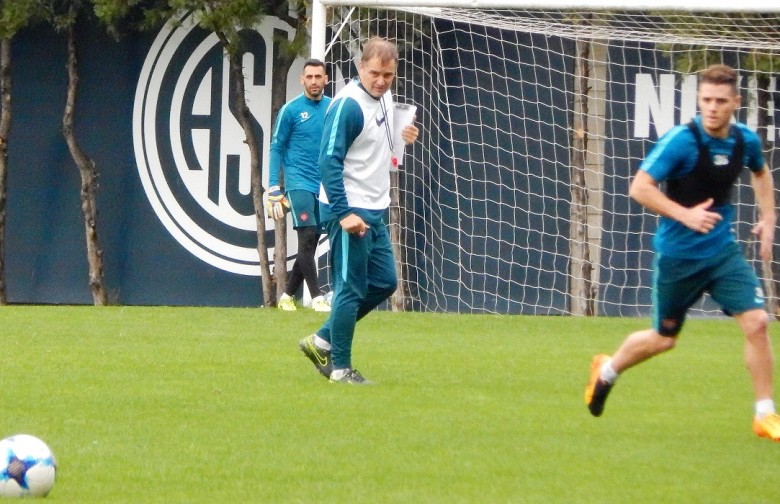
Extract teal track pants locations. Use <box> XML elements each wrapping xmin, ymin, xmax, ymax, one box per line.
<box><xmin>316</xmin><ymin>219</ymin><xmax>398</xmax><ymax>369</ymax></box>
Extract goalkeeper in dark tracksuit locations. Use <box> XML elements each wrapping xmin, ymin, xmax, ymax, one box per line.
<box><xmin>266</xmin><ymin>59</ymin><xmax>332</xmax><ymax>313</ymax></box>
<box><xmin>298</xmin><ymin>38</ymin><xmax>419</xmax><ymax>384</ymax></box>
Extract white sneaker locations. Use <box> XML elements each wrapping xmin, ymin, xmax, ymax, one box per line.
<box><xmin>278</xmin><ymin>293</ymin><xmax>297</xmax><ymax>311</ymax></box>
<box><xmin>310</xmin><ymin>295</ymin><xmax>331</xmax><ymax>312</ymax></box>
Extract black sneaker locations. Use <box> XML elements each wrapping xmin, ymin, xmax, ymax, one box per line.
<box><xmin>329</xmin><ymin>368</ymin><xmax>374</xmax><ymax>385</ymax></box>
<box><xmin>585</xmin><ymin>354</ymin><xmax>613</xmax><ymax>417</ymax></box>
<box><xmin>587</xmin><ymin>379</ymin><xmax>613</xmax><ymax>417</ymax></box>
<box><xmin>298</xmin><ymin>334</ymin><xmax>332</xmax><ymax>378</ymax></box>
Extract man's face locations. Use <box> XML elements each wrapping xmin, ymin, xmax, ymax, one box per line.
<box><xmin>358</xmin><ymin>57</ymin><xmax>397</xmax><ymax>98</ymax></box>
<box><xmin>697</xmin><ymin>82</ymin><xmax>740</xmax><ymax>137</ymax></box>
<box><xmin>301</xmin><ymin>65</ymin><xmax>328</xmax><ymax>100</ymax></box>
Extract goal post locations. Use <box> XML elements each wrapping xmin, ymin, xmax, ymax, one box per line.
<box><xmin>310</xmin><ymin>1</ymin><xmax>780</xmax><ymax>316</ymax></box>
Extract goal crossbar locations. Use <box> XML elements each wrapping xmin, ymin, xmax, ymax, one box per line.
<box><xmin>311</xmin><ymin>1</ymin><xmax>780</xmax><ymax>59</ymax></box>
<box><xmin>316</xmin><ymin>0</ymin><xmax>780</xmax><ymax>12</ymax></box>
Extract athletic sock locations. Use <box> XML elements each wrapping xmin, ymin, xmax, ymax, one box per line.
<box><xmin>600</xmin><ymin>359</ymin><xmax>619</xmax><ymax>384</ymax></box>
<box><xmin>755</xmin><ymin>399</ymin><xmax>776</xmax><ymax>419</ymax></box>
<box><xmin>330</xmin><ymin>368</ymin><xmax>348</xmax><ymax>380</ymax></box>
<box><xmin>314</xmin><ymin>334</ymin><xmax>331</xmax><ymax>351</ymax></box>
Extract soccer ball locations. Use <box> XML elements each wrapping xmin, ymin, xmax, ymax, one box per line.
<box><xmin>0</xmin><ymin>434</ymin><xmax>57</xmax><ymax>498</ymax></box>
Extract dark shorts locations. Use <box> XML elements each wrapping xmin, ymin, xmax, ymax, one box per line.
<box><xmin>286</xmin><ymin>190</ymin><xmax>321</xmax><ymax>229</ymax></box>
<box><xmin>653</xmin><ymin>242</ymin><xmax>765</xmax><ymax>336</ymax></box>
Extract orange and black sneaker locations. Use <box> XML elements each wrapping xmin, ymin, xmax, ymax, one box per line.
<box><xmin>753</xmin><ymin>413</ymin><xmax>780</xmax><ymax>441</ymax></box>
<box><xmin>585</xmin><ymin>354</ymin><xmax>613</xmax><ymax>417</ymax></box>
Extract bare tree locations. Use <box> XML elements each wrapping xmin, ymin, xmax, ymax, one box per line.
<box><xmin>46</xmin><ymin>0</ymin><xmax>108</xmax><ymax>304</ymax></box>
<box><xmin>0</xmin><ymin>1</ymin><xmax>45</xmax><ymax>304</ymax></box>
<box><xmin>569</xmin><ymin>33</ymin><xmax>595</xmax><ymax>316</ymax></box>
<box><xmin>0</xmin><ymin>39</ymin><xmax>11</xmax><ymax>305</ymax></box>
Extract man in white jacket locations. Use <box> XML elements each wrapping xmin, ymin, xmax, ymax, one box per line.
<box><xmin>299</xmin><ymin>37</ymin><xmax>419</xmax><ymax>384</ymax></box>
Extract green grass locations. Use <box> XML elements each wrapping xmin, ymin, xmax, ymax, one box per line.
<box><xmin>2</xmin><ymin>306</ymin><xmax>779</xmax><ymax>503</ymax></box>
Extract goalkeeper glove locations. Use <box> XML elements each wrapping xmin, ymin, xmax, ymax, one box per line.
<box><xmin>265</xmin><ymin>186</ymin><xmax>289</xmax><ymax>220</ymax></box>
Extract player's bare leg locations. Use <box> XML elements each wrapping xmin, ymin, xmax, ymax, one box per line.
<box><xmin>586</xmin><ymin>329</ymin><xmax>676</xmax><ymax>417</ymax></box>
<box><xmin>610</xmin><ymin>329</ymin><xmax>677</xmax><ymax>373</ymax></box>
<box><xmin>736</xmin><ymin>309</ymin><xmax>780</xmax><ymax>441</ymax></box>
<box><xmin>737</xmin><ymin>309</ymin><xmax>774</xmax><ymax>400</ymax></box>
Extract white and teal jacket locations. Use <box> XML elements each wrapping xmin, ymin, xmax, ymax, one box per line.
<box><xmin>318</xmin><ymin>78</ymin><xmax>395</xmax><ymax>226</ymax></box>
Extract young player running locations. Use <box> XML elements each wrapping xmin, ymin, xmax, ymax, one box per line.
<box><xmin>585</xmin><ymin>64</ymin><xmax>780</xmax><ymax>441</ymax></box>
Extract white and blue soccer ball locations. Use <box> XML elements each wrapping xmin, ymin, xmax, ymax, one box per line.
<box><xmin>0</xmin><ymin>434</ymin><xmax>57</xmax><ymax>498</ymax></box>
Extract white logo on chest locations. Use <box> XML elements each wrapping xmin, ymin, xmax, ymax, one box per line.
<box><xmin>713</xmin><ymin>154</ymin><xmax>730</xmax><ymax>166</ymax></box>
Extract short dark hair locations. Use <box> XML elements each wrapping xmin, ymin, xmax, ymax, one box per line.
<box><xmin>361</xmin><ymin>37</ymin><xmax>398</xmax><ymax>65</ymax></box>
<box><xmin>699</xmin><ymin>64</ymin><xmax>738</xmax><ymax>94</ymax></box>
<box><xmin>302</xmin><ymin>58</ymin><xmax>327</xmax><ymax>74</ymax></box>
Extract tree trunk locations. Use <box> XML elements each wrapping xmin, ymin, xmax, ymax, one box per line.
<box><xmin>270</xmin><ymin>44</ymin><xmax>296</xmax><ymax>306</ymax></box>
<box><xmin>62</xmin><ymin>20</ymin><xmax>107</xmax><ymax>306</ymax></box>
<box><xmin>569</xmin><ymin>34</ymin><xmax>595</xmax><ymax>316</ymax></box>
<box><xmin>389</xmin><ymin>170</ymin><xmax>407</xmax><ymax>311</ymax></box>
<box><xmin>219</xmin><ymin>35</ymin><xmax>273</xmax><ymax>306</ymax></box>
<box><xmin>0</xmin><ymin>38</ymin><xmax>11</xmax><ymax>305</ymax></box>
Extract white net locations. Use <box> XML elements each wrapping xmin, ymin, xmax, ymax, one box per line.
<box><xmin>319</xmin><ymin>5</ymin><xmax>780</xmax><ymax>315</ymax></box>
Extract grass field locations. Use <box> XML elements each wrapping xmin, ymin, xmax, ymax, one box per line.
<box><xmin>2</xmin><ymin>306</ymin><xmax>779</xmax><ymax>503</ymax></box>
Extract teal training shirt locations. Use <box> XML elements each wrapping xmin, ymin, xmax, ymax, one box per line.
<box><xmin>640</xmin><ymin>116</ymin><xmax>765</xmax><ymax>259</ymax></box>
<box><xmin>268</xmin><ymin>93</ymin><xmax>331</xmax><ymax>193</ymax></box>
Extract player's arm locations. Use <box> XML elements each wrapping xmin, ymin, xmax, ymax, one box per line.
<box><xmin>750</xmin><ymin>164</ymin><xmax>776</xmax><ymax>261</ymax></box>
<box><xmin>268</xmin><ymin>104</ymin><xmax>292</xmax><ymax>188</ymax></box>
<box><xmin>266</xmin><ymin>105</ymin><xmax>292</xmax><ymax>219</ymax></box>
<box><xmin>629</xmin><ymin>170</ymin><xmax>721</xmax><ymax>233</ymax></box>
<box><xmin>319</xmin><ymin>97</ymin><xmax>362</xmax><ymax>221</ymax></box>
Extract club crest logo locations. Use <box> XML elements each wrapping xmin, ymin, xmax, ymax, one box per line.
<box><xmin>713</xmin><ymin>154</ymin><xmax>730</xmax><ymax>166</ymax></box>
<box><xmin>662</xmin><ymin>318</ymin><xmax>678</xmax><ymax>331</ymax></box>
<box><xmin>133</xmin><ymin>11</ymin><xmax>328</xmax><ymax>276</ymax></box>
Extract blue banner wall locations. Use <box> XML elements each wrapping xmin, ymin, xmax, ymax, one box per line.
<box><xmin>7</xmin><ymin>20</ymin><xmax>267</xmax><ymax>305</ymax></box>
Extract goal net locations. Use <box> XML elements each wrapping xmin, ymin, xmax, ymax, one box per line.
<box><xmin>313</xmin><ymin>1</ymin><xmax>780</xmax><ymax>316</ymax></box>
